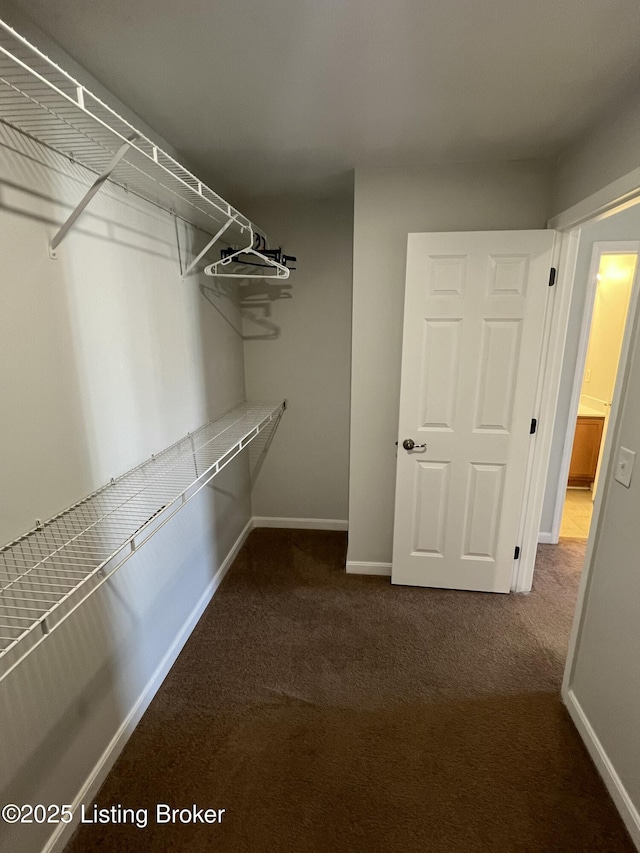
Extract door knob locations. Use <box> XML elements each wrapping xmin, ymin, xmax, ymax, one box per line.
<box><xmin>402</xmin><ymin>439</ymin><xmax>426</xmax><ymax>451</ymax></box>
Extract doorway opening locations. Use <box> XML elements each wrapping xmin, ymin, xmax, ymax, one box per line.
<box><xmin>559</xmin><ymin>250</ymin><xmax>638</xmax><ymax>540</ymax></box>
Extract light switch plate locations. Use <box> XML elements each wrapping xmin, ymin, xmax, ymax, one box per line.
<box><xmin>614</xmin><ymin>446</ymin><xmax>635</xmax><ymax>489</ymax></box>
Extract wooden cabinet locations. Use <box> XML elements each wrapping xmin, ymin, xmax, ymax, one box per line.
<box><xmin>568</xmin><ymin>416</ymin><xmax>605</xmax><ymax>487</ymax></box>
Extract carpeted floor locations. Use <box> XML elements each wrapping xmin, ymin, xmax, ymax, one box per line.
<box><xmin>64</xmin><ymin>530</ymin><xmax>634</xmax><ymax>852</ymax></box>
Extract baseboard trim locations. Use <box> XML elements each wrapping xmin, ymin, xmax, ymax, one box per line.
<box><xmin>44</xmin><ymin>517</ymin><xmax>253</xmax><ymax>853</ymax></box>
<box><xmin>346</xmin><ymin>560</ymin><xmax>392</xmax><ymax>576</ymax></box>
<box><xmin>252</xmin><ymin>516</ymin><xmax>348</xmax><ymax>531</ymax></box>
<box><xmin>538</xmin><ymin>532</ymin><xmax>555</xmax><ymax>544</ymax></box>
<box><xmin>564</xmin><ymin>688</ymin><xmax>640</xmax><ymax>849</ymax></box>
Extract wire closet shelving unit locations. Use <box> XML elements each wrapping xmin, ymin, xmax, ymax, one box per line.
<box><xmin>0</xmin><ymin>17</ymin><xmax>260</xmax><ymax>251</ymax></box>
<box><xmin>0</xmin><ymin>19</ymin><xmax>290</xmax><ymax>681</ymax></box>
<box><xmin>0</xmin><ymin>403</ymin><xmax>285</xmax><ymax>682</ymax></box>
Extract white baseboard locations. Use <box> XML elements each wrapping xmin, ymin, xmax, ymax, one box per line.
<box><xmin>564</xmin><ymin>688</ymin><xmax>640</xmax><ymax>849</ymax></box>
<box><xmin>252</xmin><ymin>516</ymin><xmax>348</xmax><ymax>531</ymax></box>
<box><xmin>346</xmin><ymin>560</ymin><xmax>392</xmax><ymax>576</ymax></box>
<box><xmin>44</xmin><ymin>517</ymin><xmax>253</xmax><ymax>853</ymax></box>
<box><xmin>538</xmin><ymin>532</ymin><xmax>555</xmax><ymax>544</ymax></box>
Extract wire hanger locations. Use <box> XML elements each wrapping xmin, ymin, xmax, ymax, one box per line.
<box><xmin>204</xmin><ymin>229</ymin><xmax>293</xmax><ymax>279</ymax></box>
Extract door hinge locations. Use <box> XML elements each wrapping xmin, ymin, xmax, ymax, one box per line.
<box><xmin>549</xmin><ymin>267</ymin><xmax>557</xmax><ymax>286</ymax></box>
<box><xmin>530</xmin><ymin>418</ymin><xmax>537</xmax><ymax>434</ymax></box>
<box><xmin>514</xmin><ymin>546</ymin><xmax>521</xmax><ymax>560</ymax></box>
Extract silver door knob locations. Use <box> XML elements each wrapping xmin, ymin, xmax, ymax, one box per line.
<box><xmin>402</xmin><ymin>439</ymin><xmax>426</xmax><ymax>451</ymax></box>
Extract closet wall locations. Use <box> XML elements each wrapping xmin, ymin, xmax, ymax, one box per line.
<box><xmin>347</xmin><ymin>161</ymin><xmax>553</xmax><ymax>572</ymax></box>
<box><xmin>566</xmin><ymin>274</ymin><xmax>640</xmax><ymax>840</ymax></box>
<box><xmin>540</xmin><ymin>86</ymin><xmax>640</xmax><ymax>537</ymax></box>
<box><xmin>552</xmin><ymin>92</ymin><xmax>640</xmax><ymax>844</ymax></box>
<box><xmin>552</xmin><ymin>85</ymin><xmax>640</xmax><ymax>214</ymax></box>
<box><xmin>240</xmin><ymin>192</ymin><xmax>353</xmax><ymax>526</ymax></box>
<box><xmin>0</xmin><ymin>125</ymin><xmax>251</xmax><ymax>853</ymax></box>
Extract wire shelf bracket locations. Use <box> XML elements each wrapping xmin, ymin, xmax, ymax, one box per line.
<box><xmin>0</xmin><ymin>17</ymin><xmax>264</xmax><ymax>254</ymax></box>
<box><xmin>49</xmin><ymin>133</ymin><xmax>138</xmax><ymax>257</ymax></box>
<box><xmin>180</xmin><ymin>215</ymin><xmax>239</xmax><ymax>279</ymax></box>
<box><xmin>0</xmin><ymin>401</ymin><xmax>285</xmax><ymax>684</ymax></box>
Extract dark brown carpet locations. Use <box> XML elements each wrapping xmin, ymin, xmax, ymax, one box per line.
<box><xmin>64</xmin><ymin>531</ymin><xmax>634</xmax><ymax>852</ymax></box>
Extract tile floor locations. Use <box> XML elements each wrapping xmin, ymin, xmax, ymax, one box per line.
<box><xmin>560</xmin><ymin>488</ymin><xmax>593</xmax><ymax>538</ymax></box>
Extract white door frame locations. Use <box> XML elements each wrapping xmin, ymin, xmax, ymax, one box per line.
<box><xmin>549</xmin><ymin>241</ymin><xmax>640</xmax><ymax>544</ymax></box>
<box><xmin>562</xmin><ymin>239</ymin><xmax>640</xmax><ymax>684</ymax></box>
<box><xmin>511</xmin><ymin>166</ymin><xmax>640</xmax><ymax>592</ymax></box>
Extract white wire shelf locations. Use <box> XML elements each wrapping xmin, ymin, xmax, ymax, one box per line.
<box><xmin>0</xmin><ymin>17</ymin><xmax>260</xmax><ymax>247</ymax></box>
<box><xmin>0</xmin><ymin>401</ymin><xmax>285</xmax><ymax>682</ymax></box>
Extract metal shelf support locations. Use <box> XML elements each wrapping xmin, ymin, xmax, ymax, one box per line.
<box><xmin>180</xmin><ymin>215</ymin><xmax>241</xmax><ymax>279</ymax></box>
<box><xmin>49</xmin><ymin>133</ymin><xmax>138</xmax><ymax>257</ymax></box>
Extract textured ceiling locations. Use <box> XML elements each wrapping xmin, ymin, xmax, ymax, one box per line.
<box><xmin>5</xmin><ymin>0</ymin><xmax>640</xmax><ymax>197</ymax></box>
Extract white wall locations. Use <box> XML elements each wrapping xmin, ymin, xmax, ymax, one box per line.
<box><xmin>563</xmin><ymin>207</ymin><xmax>640</xmax><ymax>847</ymax></box>
<box><xmin>581</xmin><ymin>257</ymin><xmax>634</xmax><ymax>407</ymax></box>
<box><xmin>240</xmin><ymin>193</ymin><xmax>353</xmax><ymax>524</ymax></box>
<box><xmin>552</xmin><ymin>93</ymin><xmax>640</xmax><ymax>841</ymax></box>
<box><xmin>0</xmin><ymin>120</ymin><xmax>251</xmax><ymax>852</ymax></box>
<box><xmin>347</xmin><ymin>162</ymin><xmax>552</xmax><ymax>570</ymax></box>
<box><xmin>553</xmin><ymin>86</ymin><xmax>640</xmax><ymax>216</ymax></box>
<box><xmin>539</xmin><ymin>82</ymin><xmax>640</xmax><ymax>538</ymax></box>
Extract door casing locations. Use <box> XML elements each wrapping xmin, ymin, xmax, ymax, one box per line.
<box><xmin>517</xmin><ymin>173</ymin><xmax>640</xmax><ymax>593</ymax></box>
<box><xmin>548</xmin><ymin>241</ymin><xmax>640</xmax><ymax>543</ymax></box>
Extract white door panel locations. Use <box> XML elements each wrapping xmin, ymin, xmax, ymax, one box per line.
<box><xmin>392</xmin><ymin>231</ymin><xmax>555</xmax><ymax>592</ymax></box>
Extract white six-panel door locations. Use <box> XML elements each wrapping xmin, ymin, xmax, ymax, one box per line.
<box><xmin>392</xmin><ymin>231</ymin><xmax>555</xmax><ymax>592</ymax></box>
